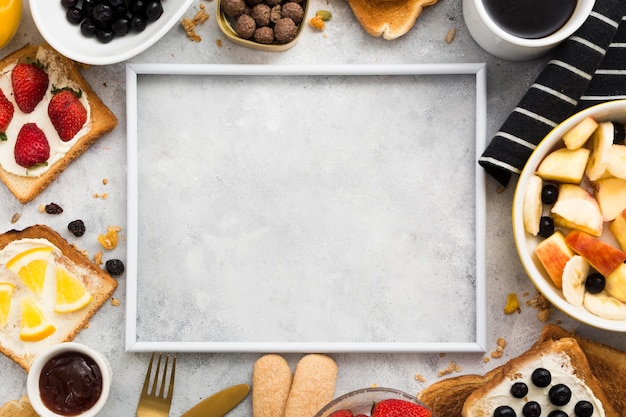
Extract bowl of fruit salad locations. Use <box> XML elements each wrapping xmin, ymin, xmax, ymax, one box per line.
<box><xmin>314</xmin><ymin>387</ymin><xmax>435</xmax><ymax>417</ymax></box>
<box><xmin>29</xmin><ymin>0</ymin><xmax>194</xmax><ymax>65</ymax></box>
<box><xmin>513</xmin><ymin>99</ymin><xmax>626</xmax><ymax>332</ymax></box>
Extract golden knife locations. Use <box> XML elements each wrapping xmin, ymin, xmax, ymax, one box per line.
<box><xmin>181</xmin><ymin>383</ymin><xmax>250</xmax><ymax>417</ymax></box>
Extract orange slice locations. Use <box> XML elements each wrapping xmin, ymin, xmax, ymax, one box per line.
<box><xmin>54</xmin><ymin>266</ymin><xmax>92</xmax><ymax>313</ymax></box>
<box><xmin>0</xmin><ymin>282</ymin><xmax>14</xmax><ymax>328</ymax></box>
<box><xmin>6</xmin><ymin>246</ymin><xmax>53</xmax><ymax>296</ymax></box>
<box><xmin>20</xmin><ymin>297</ymin><xmax>55</xmax><ymax>341</ymax></box>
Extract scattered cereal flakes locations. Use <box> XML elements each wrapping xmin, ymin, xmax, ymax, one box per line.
<box><xmin>216</xmin><ymin>39</ymin><xmax>223</xmax><ymax>47</ymax></box>
<box><xmin>93</xmin><ymin>251</ymin><xmax>104</xmax><ymax>266</ymax></box>
<box><xmin>438</xmin><ymin>352</ymin><xmax>446</xmax><ymax>357</ymax></box>
<box><xmin>526</xmin><ymin>291</ymin><xmax>553</xmax><ymax>322</ymax></box>
<box><xmin>182</xmin><ymin>3</ymin><xmax>209</xmax><ymax>42</ymax></box>
<box><xmin>483</xmin><ymin>357</ymin><xmax>490</xmax><ymax>363</ymax></box>
<box><xmin>490</xmin><ymin>337</ymin><xmax>507</xmax><ymax>359</ymax></box>
<box><xmin>38</xmin><ymin>204</ymin><xmax>45</xmax><ymax>213</ymax></box>
<box><xmin>102</xmin><ymin>193</ymin><xmax>108</xmax><ymax>200</ymax></box>
<box><xmin>504</xmin><ymin>293</ymin><xmax>520</xmax><ymax>314</ymax></box>
<box><xmin>445</xmin><ymin>28</ymin><xmax>456</xmax><ymax>44</ymax></box>
<box><xmin>102</xmin><ymin>178</ymin><xmax>108</xmax><ymax>185</ymax></box>
<box><xmin>10</xmin><ymin>212</ymin><xmax>20</xmax><ymax>223</ymax></box>
<box><xmin>414</xmin><ymin>374</ymin><xmax>426</xmax><ymax>383</ymax></box>
<box><xmin>98</xmin><ymin>225</ymin><xmax>122</xmax><ymax>250</ymax></box>
<box><xmin>309</xmin><ymin>15</ymin><xmax>325</xmax><ymax>31</ymax></box>
<box><xmin>93</xmin><ymin>193</ymin><xmax>100</xmax><ymax>198</ymax></box>
<box><xmin>111</xmin><ymin>298</ymin><xmax>121</xmax><ymax>307</ymax></box>
<box><xmin>438</xmin><ymin>361</ymin><xmax>461</xmax><ymax>377</ymax></box>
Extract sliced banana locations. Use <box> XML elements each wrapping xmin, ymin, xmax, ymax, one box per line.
<box><xmin>583</xmin><ymin>291</ymin><xmax>626</xmax><ymax>320</ymax></box>
<box><xmin>586</xmin><ymin>122</ymin><xmax>614</xmax><ymax>181</ymax></box>
<box><xmin>561</xmin><ymin>255</ymin><xmax>589</xmax><ymax>307</ymax></box>
<box><xmin>523</xmin><ymin>175</ymin><xmax>543</xmax><ymax>235</ymax></box>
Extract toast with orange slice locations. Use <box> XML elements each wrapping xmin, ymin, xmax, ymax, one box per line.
<box><xmin>0</xmin><ymin>224</ymin><xmax>117</xmax><ymax>371</ymax></box>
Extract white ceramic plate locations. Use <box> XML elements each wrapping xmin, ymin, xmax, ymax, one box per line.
<box><xmin>513</xmin><ymin>99</ymin><xmax>626</xmax><ymax>332</ymax></box>
<box><xmin>29</xmin><ymin>0</ymin><xmax>193</xmax><ymax>65</ymax></box>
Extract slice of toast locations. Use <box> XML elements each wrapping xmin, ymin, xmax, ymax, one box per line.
<box><xmin>418</xmin><ymin>326</ymin><xmax>623</xmax><ymax>417</ymax></box>
<box><xmin>0</xmin><ymin>224</ymin><xmax>118</xmax><ymax>371</ymax></box>
<box><xmin>0</xmin><ymin>44</ymin><xmax>118</xmax><ymax>204</ymax></box>
<box><xmin>347</xmin><ymin>0</ymin><xmax>439</xmax><ymax>40</ymax></box>
<box><xmin>0</xmin><ymin>396</ymin><xmax>37</xmax><ymax>417</ymax></box>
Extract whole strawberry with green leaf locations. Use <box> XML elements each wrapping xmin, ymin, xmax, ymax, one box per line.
<box><xmin>48</xmin><ymin>86</ymin><xmax>87</xmax><ymax>141</ymax></box>
<box><xmin>370</xmin><ymin>399</ymin><xmax>432</xmax><ymax>417</ymax></box>
<box><xmin>14</xmin><ymin>123</ymin><xmax>50</xmax><ymax>168</ymax></box>
<box><xmin>0</xmin><ymin>88</ymin><xmax>14</xmax><ymax>140</ymax></box>
<box><xmin>11</xmin><ymin>58</ymin><xmax>49</xmax><ymax>113</ymax></box>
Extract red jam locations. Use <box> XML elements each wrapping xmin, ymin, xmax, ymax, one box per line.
<box><xmin>39</xmin><ymin>351</ymin><xmax>103</xmax><ymax>416</ymax></box>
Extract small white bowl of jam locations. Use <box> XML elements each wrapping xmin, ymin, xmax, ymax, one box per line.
<box><xmin>27</xmin><ymin>342</ymin><xmax>112</xmax><ymax>417</ymax></box>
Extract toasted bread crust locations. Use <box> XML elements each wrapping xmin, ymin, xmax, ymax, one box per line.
<box><xmin>0</xmin><ymin>224</ymin><xmax>118</xmax><ymax>371</ymax></box>
<box><xmin>418</xmin><ymin>327</ymin><xmax>622</xmax><ymax>417</ymax></box>
<box><xmin>0</xmin><ymin>396</ymin><xmax>37</xmax><ymax>417</ymax></box>
<box><xmin>347</xmin><ymin>0</ymin><xmax>439</xmax><ymax>40</ymax></box>
<box><xmin>0</xmin><ymin>44</ymin><xmax>118</xmax><ymax>204</ymax></box>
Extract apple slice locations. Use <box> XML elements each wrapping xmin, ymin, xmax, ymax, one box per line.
<box><xmin>594</xmin><ymin>177</ymin><xmax>626</xmax><ymax>221</ymax></box>
<box><xmin>536</xmin><ymin>147</ymin><xmax>590</xmax><ymax>184</ymax></box>
<box><xmin>610</xmin><ymin>208</ymin><xmax>626</xmax><ymax>251</ymax></box>
<box><xmin>523</xmin><ymin>175</ymin><xmax>543</xmax><ymax>235</ymax></box>
<box><xmin>561</xmin><ymin>255</ymin><xmax>589</xmax><ymax>307</ymax></box>
<box><xmin>565</xmin><ymin>230</ymin><xmax>626</xmax><ymax>277</ymax></box>
<box><xmin>606</xmin><ymin>144</ymin><xmax>626</xmax><ymax>179</ymax></box>
<box><xmin>551</xmin><ymin>184</ymin><xmax>604</xmax><ymax>236</ymax></box>
<box><xmin>583</xmin><ymin>291</ymin><xmax>626</xmax><ymax>320</ymax></box>
<box><xmin>535</xmin><ymin>231</ymin><xmax>574</xmax><ymax>288</ymax></box>
<box><xmin>606</xmin><ymin>263</ymin><xmax>626</xmax><ymax>303</ymax></box>
<box><xmin>562</xmin><ymin>116</ymin><xmax>598</xmax><ymax>150</ymax></box>
<box><xmin>585</xmin><ymin>121</ymin><xmax>614</xmax><ymax>182</ymax></box>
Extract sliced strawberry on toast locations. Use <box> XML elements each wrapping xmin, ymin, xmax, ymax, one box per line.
<box><xmin>14</xmin><ymin>123</ymin><xmax>50</xmax><ymax>168</ymax></box>
<box><xmin>11</xmin><ymin>59</ymin><xmax>49</xmax><ymax>114</ymax></box>
<box><xmin>48</xmin><ymin>86</ymin><xmax>88</xmax><ymax>141</ymax></box>
<box><xmin>0</xmin><ymin>88</ymin><xmax>14</xmax><ymax>140</ymax></box>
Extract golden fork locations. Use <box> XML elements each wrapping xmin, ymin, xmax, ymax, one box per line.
<box><xmin>136</xmin><ymin>353</ymin><xmax>176</xmax><ymax>417</ymax></box>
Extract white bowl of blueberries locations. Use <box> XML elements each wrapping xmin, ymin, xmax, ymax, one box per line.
<box><xmin>29</xmin><ymin>0</ymin><xmax>194</xmax><ymax>65</ymax></box>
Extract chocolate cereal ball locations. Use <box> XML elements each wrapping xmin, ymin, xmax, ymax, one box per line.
<box><xmin>253</xmin><ymin>26</ymin><xmax>274</xmax><ymax>43</ymax></box>
<box><xmin>270</xmin><ymin>5</ymin><xmax>282</xmax><ymax>23</ymax></box>
<box><xmin>281</xmin><ymin>2</ymin><xmax>303</xmax><ymax>25</ymax></box>
<box><xmin>235</xmin><ymin>13</ymin><xmax>256</xmax><ymax>39</ymax></box>
<box><xmin>251</xmin><ymin>3</ymin><xmax>271</xmax><ymax>27</ymax></box>
<box><xmin>274</xmin><ymin>17</ymin><xmax>297</xmax><ymax>44</ymax></box>
<box><xmin>245</xmin><ymin>0</ymin><xmax>263</xmax><ymax>7</ymax></box>
<box><xmin>221</xmin><ymin>0</ymin><xmax>246</xmax><ymax>16</ymax></box>
<box><xmin>265</xmin><ymin>0</ymin><xmax>281</xmax><ymax>6</ymax></box>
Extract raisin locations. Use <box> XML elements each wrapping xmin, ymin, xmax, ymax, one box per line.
<box><xmin>105</xmin><ymin>259</ymin><xmax>125</xmax><ymax>276</ymax></box>
<box><xmin>68</xmin><ymin>219</ymin><xmax>86</xmax><ymax>237</ymax></box>
<box><xmin>45</xmin><ymin>203</ymin><xmax>64</xmax><ymax>214</ymax></box>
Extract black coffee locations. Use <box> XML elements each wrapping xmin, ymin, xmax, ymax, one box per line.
<box><xmin>483</xmin><ymin>0</ymin><xmax>578</xmax><ymax>39</ymax></box>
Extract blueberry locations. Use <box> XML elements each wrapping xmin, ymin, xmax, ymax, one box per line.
<box><xmin>145</xmin><ymin>0</ymin><xmax>163</xmax><ymax>22</ymax></box>
<box><xmin>128</xmin><ymin>0</ymin><xmax>147</xmax><ymax>14</ymax></box>
<box><xmin>538</xmin><ymin>216</ymin><xmax>555</xmax><ymax>238</ymax></box>
<box><xmin>105</xmin><ymin>259</ymin><xmax>125</xmax><ymax>276</ymax></box>
<box><xmin>494</xmin><ymin>405</ymin><xmax>516</xmax><ymax>417</ymax></box>
<box><xmin>61</xmin><ymin>0</ymin><xmax>79</xmax><ymax>8</ymax></box>
<box><xmin>96</xmin><ymin>28</ymin><xmax>115</xmax><ymax>43</ymax></box>
<box><xmin>131</xmin><ymin>15</ymin><xmax>147</xmax><ymax>32</ymax></box>
<box><xmin>541</xmin><ymin>183</ymin><xmax>559</xmax><ymax>204</ymax></box>
<box><xmin>585</xmin><ymin>273</ymin><xmax>606</xmax><ymax>294</ymax></box>
<box><xmin>547</xmin><ymin>411</ymin><xmax>568</xmax><ymax>417</ymax></box>
<box><xmin>510</xmin><ymin>382</ymin><xmax>528</xmax><ymax>399</ymax></box>
<box><xmin>67</xmin><ymin>220</ymin><xmax>86</xmax><ymax>237</ymax></box>
<box><xmin>522</xmin><ymin>401</ymin><xmax>541</xmax><ymax>417</ymax></box>
<box><xmin>66</xmin><ymin>7</ymin><xmax>84</xmax><ymax>24</ymax></box>
<box><xmin>531</xmin><ymin>368</ymin><xmax>551</xmax><ymax>387</ymax></box>
<box><xmin>81</xmin><ymin>19</ymin><xmax>98</xmax><ymax>36</ymax></box>
<box><xmin>549</xmin><ymin>384</ymin><xmax>572</xmax><ymax>406</ymax></box>
<box><xmin>574</xmin><ymin>400</ymin><xmax>594</xmax><ymax>417</ymax></box>
<box><xmin>112</xmin><ymin>17</ymin><xmax>131</xmax><ymax>36</ymax></box>
<box><xmin>92</xmin><ymin>2</ymin><xmax>114</xmax><ymax>22</ymax></box>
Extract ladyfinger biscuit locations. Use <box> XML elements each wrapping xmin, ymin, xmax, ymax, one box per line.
<box><xmin>253</xmin><ymin>354</ymin><xmax>293</xmax><ymax>417</ymax></box>
<box><xmin>284</xmin><ymin>354</ymin><xmax>338</xmax><ymax>417</ymax></box>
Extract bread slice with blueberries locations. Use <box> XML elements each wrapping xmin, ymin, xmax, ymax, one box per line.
<box><xmin>418</xmin><ymin>326</ymin><xmax>621</xmax><ymax>417</ymax></box>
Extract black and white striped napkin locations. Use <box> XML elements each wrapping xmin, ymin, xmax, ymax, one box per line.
<box><xmin>478</xmin><ymin>0</ymin><xmax>626</xmax><ymax>188</ymax></box>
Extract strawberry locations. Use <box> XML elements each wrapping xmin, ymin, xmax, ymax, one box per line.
<box><xmin>370</xmin><ymin>399</ymin><xmax>432</xmax><ymax>417</ymax></box>
<box><xmin>329</xmin><ymin>410</ymin><xmax>353</xmax><ymax>417</ymax></box>
<box><xmin>14</xmin><ymin>123</ymin><xmax>50</xmax><ymax>168</ymax></box>
<box><xmin>0</xmin><ymin>88</ymin><xmax>14</xmax><ymax>139</ymax></box>
<box><xmin>11</xmin><ymin>58</ymin><xmax>49</xmax><ymax>113</ymax></box>
<box><xmin>48</xmin><ymin>86</ymin><xmax>87</xmax><ymax>141</ymax></box>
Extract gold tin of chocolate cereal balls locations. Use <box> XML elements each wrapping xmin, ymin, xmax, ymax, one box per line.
<box><xmin>217</xmin><ymin>0</ymin><xmax>309</xmax><ymax>51</ymax></box>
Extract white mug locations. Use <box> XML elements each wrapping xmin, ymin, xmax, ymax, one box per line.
<box><xmin>463</xmin><ymin>0</ymin><xmax>595</xmax><ymax>61</ymax></box>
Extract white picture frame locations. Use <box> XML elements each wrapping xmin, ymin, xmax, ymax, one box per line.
<box><xmin>125</xmin><ymin>63</ymin><xmax>487</xmax><ymax>353</ymax></box>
